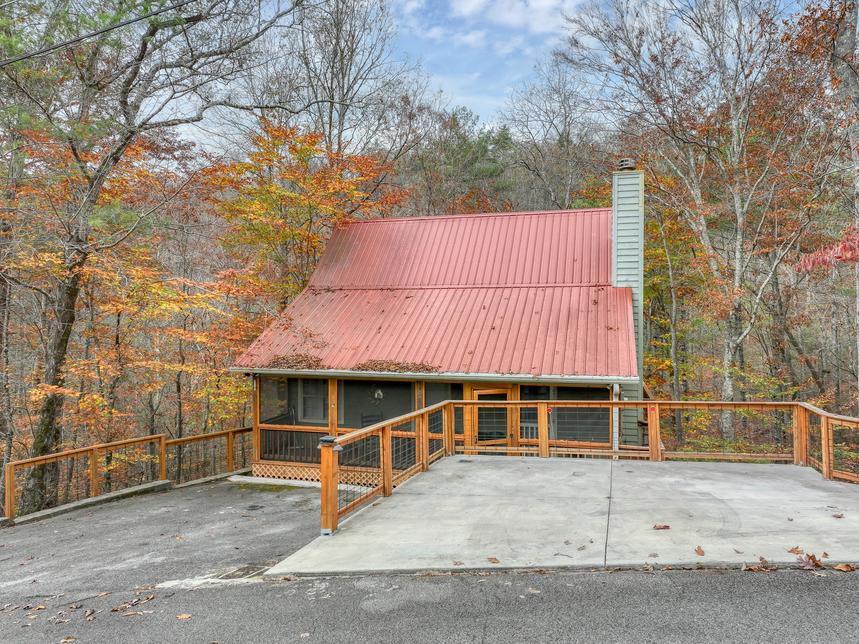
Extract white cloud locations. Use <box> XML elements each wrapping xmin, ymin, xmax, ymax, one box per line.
<box><xmin>450</xmin><ymin>0</ymin><xmax>490</xmax><ymax>17</ymax></box>
<box><xmin>425</xmin><ymin>25</ymin><xmax>447</xmax><ymax>41</ymax></box>
<box><xmin>449</xmin><ymin>0</ymin><xmax>576</xmax><ymax>35</ymax></box>
<box><xmin>454</xmin><ymin>29</ymin><xmax>487</xmax><ymax>47</ymax></box>
<box><xmin>399</xmin><ymin>0</ymin><xmax>426</xmax><ymax>15</ymax></box>
<box><xmin>492</xmin><ymin>34</ymin><xmax>530</xmax><ymax>56</ymax></box>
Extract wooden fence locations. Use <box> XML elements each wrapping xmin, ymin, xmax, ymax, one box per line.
<box><xmin>2</xmin><ymin>427</ymin><xmax>252</xmax><ymax>520</ymax></box>
<box><xmin>318</xmin><ymin>400</ymin><xmax>859</xmax><ymax>534</ymax></box>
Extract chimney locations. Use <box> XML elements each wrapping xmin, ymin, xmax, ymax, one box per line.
<box><xmin>612</xmin><ymin>160</ymin><xmax>645</xmax><ymax>434</ymax></box>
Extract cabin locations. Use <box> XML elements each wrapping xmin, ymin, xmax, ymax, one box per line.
<box><xmin>232</xmin><ymin>165</ymin><xmax>645</xmax><ymax>480</ymax></box>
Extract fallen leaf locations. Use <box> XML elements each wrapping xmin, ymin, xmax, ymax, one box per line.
<box><xmin>733</xmin><ymin>548</ymin><xmax>744</xmax><ymax>554</ymax></box>
<box><xmin>452</xmin><ymin>561</ymin><xmax>464</xmax><ymax>566</ymax></box>
<box><xmin>176</xmin><ymin>613</ymin><xmax>192</xmax><ymax>620</ymax></box>
<box><xmin>787</xmin><ymin>546</ymin><xmax>804</xmax><ymax>555</ymax></box>
<box><xmin>743</xmin><ymin>556</ymin><xmax>776</xmax><ymax>573</ymax></box>
<box><xmin>68</xmin><ymin>604</ymin><xmax>81</xmax><ymax>610</ymax></box>
<box><xmin>84</xmin><ymin>609</ymin><xmax>95</xmax><ymax>621</ymax></box>
<box><xmin>123</xmin><ymin>611</ymin><xmax>143</xmax><ymax>617</ymax></box>
<box><xmin>694</xmin><ymin>546</ymin><xmax>705</xmax><ymax>556</ymax></box>
<box><xmin>833</xmin><ymin>563</ymin><xmax>855</xmax><ymax>572</ymax></box>
<box><xmin>833</xmin><ymin>513</ymin><xmax>845</xmax><ymax>519</ymax></box>
<box><xmin>653</xmin><ymin>524</ymin><xmax>670</xmax><ymax>530</ymax></box>
<box><xmin>577</xmin><ymin>545</ymin><xmax>586</xmax><ymax>551</ymax></box>
<box><xmin>798</xmin><ymin>553</ymin><xmax>823</xmax><ymax>570</ymax></box>
<box><xmin>60</xmin><ymin>638</ymin><xmax>76</xmax><ymax>643</ymax></box>
<box><xmin>822</xmin><ymin>552</ymin><xmax>830</xmax><ymax>559</ymax></box>
<box><xmin>487</xmin><ymin>557</ymin><xmax>500</xmax><ymax>564</ymax></box>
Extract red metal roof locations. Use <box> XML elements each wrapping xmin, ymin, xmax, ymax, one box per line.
<box><xmin>310</xmin><ymin>209</ymin><xmax>612</xmax><ymax>288</ymax></box>
<box><xmin>234</xmin><ymin>210</ymin><xmax>638</xmax><ymax>380</ymax></box>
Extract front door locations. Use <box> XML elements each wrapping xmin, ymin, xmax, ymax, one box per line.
<box><xmin>473</xmin><ymin>388</ymin><xmax>512</xmax><ymax>449</ymax></box>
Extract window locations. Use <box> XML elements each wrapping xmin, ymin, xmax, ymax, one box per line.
<box><xmin>259</xmin><ymin>377</ymin><xmax>292</xmax><ymax>424</ymax></box>
<box><xmin>298</xmin><ymin>379</ymin><xmax>328</xmax><ymax>423</ymax></box>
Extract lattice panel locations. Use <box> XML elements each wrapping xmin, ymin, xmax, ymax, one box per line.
<box><xmin>252</xmin><ymin>462</ymin><xmax>321</xmax><ymax>481</ymax></box>
<box><xmin>339</xmin><ymin>467</ymin><xmax>382</xmax><ymax>487</ymax></box>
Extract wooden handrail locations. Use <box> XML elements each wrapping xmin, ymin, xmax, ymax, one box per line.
<box><xmin>3</xmin><ymin>427</ymin><xmax>253</xmax><ymax>520</ymax></box>
<box><xmin>318</xmin><ymin>399</ymin><xmax>859</xmax><ymax>534</ymax></box>
<box><xmin>334</xmin><ymin>402</ymin><xmax>448</xmax><ymax>446</ymax></box>
<box><xmin>165</xmin><ymin>426</ymin><xmax>251</xmax><ymax>446</ymax></box>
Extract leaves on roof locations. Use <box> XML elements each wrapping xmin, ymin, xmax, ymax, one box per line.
<box><xmin>352</xmin><ymin>359</ymin><xmax>440</xmax><ymax>373</ymax></box>
<box><xmin>266</xmin><ymin>353</ymin><xmax>325</xmax><ymax>369</ymax></box>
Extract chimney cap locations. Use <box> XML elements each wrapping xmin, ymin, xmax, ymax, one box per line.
<box><xmin>617</xmin><ymin>158</ymin><xmax>636</xmax><ymax>171</ymax></box>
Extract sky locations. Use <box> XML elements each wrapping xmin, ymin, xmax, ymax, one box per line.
<box><xmin>392</xmin><ymin>0</ymin><xmax>578</xmax><ymax>122</ymax></box>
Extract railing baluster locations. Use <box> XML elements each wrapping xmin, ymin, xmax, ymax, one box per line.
<box><xmin>821</xmin><ymin>416</ymin><xmax>833</xmax><ymax>480</ymax></box>
<box><xmin>793</xmin><ymin>405</ymin><xmax>807</xmax><ymax>466</ymax></box>
<box><xmin>443</xmin><ymin>403</ymin><xmax>454</xmax><ymax>456</ymax></box>
<box><xmin>419</xmin><ymin>412</ymin><xmax>429</xmax><ymax>472</ymax></box>
<box><xmin>537</xmin><ymin>402</ymin><xmax>549</xmax><ymax>457</ymax></box>
<box><xmin>381</xmin><ymin>425</ymin><xmax>393</xmax><ymax>496</ymax></box>
<box><xmin>159</xmin><ymin>434</ymin><xmax>167</xmax><ymax>481</ymax></box>
<box><xmin>647</xmin><ymin>404</ymin><xmax>662</xmax><ymax>461</ymax></box>
<box><xmin>319</xmin><ymin>436</ymin><xmax>340</xmax><ymax>535</ymax></box>
<box><xmin>226</xmin><ymin>430</ymin><xmax>235</xmax><ymax>472</ymax></box>
<box><xmin>4</xmin><ymin>462</ymin><xmax>14</xmax><ymax>520</ymax></box>
<box><xmin>90</xmin><ymin>446</ymin><xmax>100</xmax><ymax>498</ymax></box>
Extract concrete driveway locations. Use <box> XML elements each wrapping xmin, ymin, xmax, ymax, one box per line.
<box><xmin>269</xmin><ymin>456</ymin><xmax>859</xmax><ymax>576</ymax></box>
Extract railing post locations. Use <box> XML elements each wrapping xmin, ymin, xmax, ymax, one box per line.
<box><xmin>319</xmin><ymin>436</ymin><xmax>340</xmax><ymax>535</ymax></box>
<box><xmin>419</xmin><ymin>412</ymin><xmax>429</xmax><ymax>471</ymax></box>
<box><xmin>90</xmin><ymin>446</ymin><xmax>100</xmax><ymax>497</ymax></box>
<box><xmin>226</xmin><ymin>430</ymin><xmax>235</xmax><ymax>472</ymax></box>
<box><xmin>159</xmin><ymin>435</ymin><xmax>168</xmax><ymax>481</ymax></box>
<box><xmin>793</xmin><ymin>405</ymin><xmax>808</xmax><ymax>466</ymax></box>
<box><xmin>537</xmin><ymin>402</ymin><xmax>550</xmax><ymax>457</ymax></box>
<box><xmin>381</xmin><ymin>425</ymin><xmax>393</xmax><ymax>496</ymax></box>
<box><xmin>647</xmin><ymin>404</ymin><xmax>662</xmax><ymax>461</ymax></box>
<box><xmin>443</xmin><ymin>404</ymin><xmax>455</xmax><ymax>456</ymax></box>
<box><xmin>4</xmin><ymin>462</ymin><xmax>14</xmax><ymax>520</ymax></box>
<box><xmin>821</xmin><ymin>416</ymin><xmax>833</xmax><ymax>480</ymax></box>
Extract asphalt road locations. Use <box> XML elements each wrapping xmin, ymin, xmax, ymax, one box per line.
<box><xmin>3</xmin><ymin>480</ymin><xmax>859</xmax><ymax>643</ymax></box>
<box><xmin>1</xmin><ymin>568</ymin><xmax>859</xmax><ymax>643</ymax></box>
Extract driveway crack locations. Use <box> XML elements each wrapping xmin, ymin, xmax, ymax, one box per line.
<box><xmin>603</xmin><ymin>458</ymin><xmax>614</xmax><ymax>567</ymax></box>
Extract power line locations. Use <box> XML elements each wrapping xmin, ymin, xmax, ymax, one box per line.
<box><xmin>0</xmin><ymin>0</ymin><xmax>199</xmax><ymax>68</ymax></box>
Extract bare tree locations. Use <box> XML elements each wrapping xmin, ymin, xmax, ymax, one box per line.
<box><xmin>563</xmin><ymin>0</ymin><xmax>839</xmax><ymax>438</ymax></box>
<box><xmin>501</xmin><ymin>58</ymin><xmax>607</xmax><ymax>210</ymax></box>
<box><xmin>826</xmin><ymin>0</ymin><xmax>859</xmax><ymax>412</ymax></box>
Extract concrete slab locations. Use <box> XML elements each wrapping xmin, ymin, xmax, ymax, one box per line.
<box><xmin>606</xmin><ymin>461</ymin><xmax>859</xmax><ymax>567</ymax></box>
<box><xmin>267</xmin><ymin>456</ymin><xmax>612</xmax><ymax>576</ymax></box>
<box><xmin>268</xmin><ymin>457</ymin><xmax>859</xmax><ymax>576</ymax></box>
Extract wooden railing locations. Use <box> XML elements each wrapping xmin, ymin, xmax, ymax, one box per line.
<box><xmin>318</xmin><ymin>400</ymin><xmax>859</xmax><ymax>534</ymax></box>
<box><xmin>2</xmin><ymin>427</ymin><xmax>252</xmax><ymax>521</ymax></box>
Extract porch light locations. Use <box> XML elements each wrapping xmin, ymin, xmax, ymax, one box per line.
<box><xmin>373</xmin><ymin>387</ymin><xmax>384</xmax><ymax>400</ymax></box>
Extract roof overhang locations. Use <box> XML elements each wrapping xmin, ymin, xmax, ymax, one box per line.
<box><xmin>228</xmin><ymin>367</ymin><xmax>640</xmax><ymax>386</ymax></box>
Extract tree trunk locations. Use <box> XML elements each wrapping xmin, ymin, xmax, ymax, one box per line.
<box><xmin>832</xmin><ymin>1</ymin><xmax>859</xmax><ymax>413</ymax></box>
<box><xmin>20</xmin><ymin>265</ymin><xmax>85</xmax><ymax>512</ymax></box>
<box><xmin>0</xmin><ymin>269</ymin><xmax>12</xmax><ymax>509</ymax></box>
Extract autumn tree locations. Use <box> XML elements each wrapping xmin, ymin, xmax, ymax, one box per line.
<box><xmin>209</xmin><ymin>119</ymin><xmax>405</xmax><ymax>310</ymax></box>
<box><xmin>563</xmin><ymin>0</ymin><xmax>841</xmax><ymax>438</ymax></box>
<box><xmin>1</xmin><ymin>0</ymin><xmax>303</xmax><ymax>511</ymax></box>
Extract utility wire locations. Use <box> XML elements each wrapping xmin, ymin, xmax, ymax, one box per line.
<box><xmin>0</xmin><ymin>0</ymin><xmax>198</xmax><ymax>68</ymax></box>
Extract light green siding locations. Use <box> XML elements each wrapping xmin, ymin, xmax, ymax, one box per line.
<box><xmin>613</xmin><ymin>170</ymin><xmax>645</xmax><ymax>444</ymax></box>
